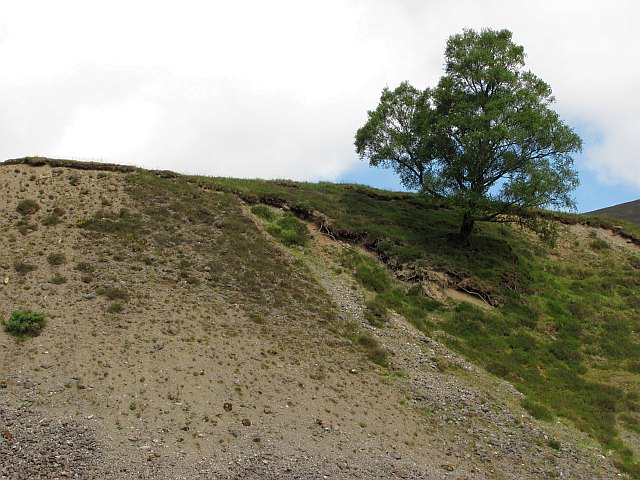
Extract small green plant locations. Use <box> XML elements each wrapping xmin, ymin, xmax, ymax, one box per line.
<box><xmin>50</xmin><ymin>274</ymin><xmax>67</xmax><ymax>285</ymax></box>
<box><xmin>68</xmin><ymin>173</ymin><xmax>80</xmax><ymax>186</ymax></box>
<box><xmin>16</xmin><ymin>219</ymin><xmax>37</xmax><ymax>235</ymax></box>
<box><xmin>339</xmin><ymin>249</ymin><xmax>390</xmax><ymax>293</ymax></box>
<box><xmin>364</xmin><ymin>298</ymin><xmax>388</xmax><ymax>327</ymax></box>
<box><xmin>249</xmin><ymin>313</ymin><xmax>266</xmax><ymax>324</ymax></box>
<box><xmin>251</xmin><ymin>204</ymin><xmax>277</xmax><ymax>221</ymax></box>
<box><xmin>47</xmin><ymin>252</ymin><xmax>66</xmax><ymax>265</ymax></box>
<box><xmin>75</xmin><ymin>262</ymin><xmax>95</xmax><ymax>273</ymax></box>
<box><xmin>14</xmin><ymin>260</ymin><xmax>36</xmax><ymax>275</ymax></box>
<box><xmin>267</xmin><ymin>214</ymin><xmax>309</xmax><ymax>247</ymax></box>
<box><xmin>42</xmin><ymin>214</ymin><xmax>61</xmax><ymax>226</ymax></box>
<box><xmin>107</xmin><ymin>303</ymin><xmax>124</xmax><ymax>314</ymax></box>
<box><xmin>97</xmin><ymin>287</ymin><xmax>129</xmax><ymax>302</ymax></box>
<box><xmin>16</xmin><ymin>199</ymin><xmax>39</xmax><ymax>216</ymax></box>
<box><xmin>548</xmin><ymin>439</ymin><xmax>561</xmax><ymax>450</ymax></box>
<box><xmin>589</xmin><ymin>238</ymin><xmax>610</xmax><ymax>251</ymax></box>
<box><xmin>358</xmin><ymin>333</ymin><xmax>389</xmax><ymax>366</ymax></box>
<box><xmin>4</xmin><ymin>310</ymin><xmax>47</xmax><ymax>337</ymax></box>
<box><xmin>522</xmin><ymin>398</ymin><xmax>554</xmax><ymax>422</ymax></box>
<box><xmin>42</xmin><ymin>207</ymin><xmax>65</xmax><ymax>226</ymax></box>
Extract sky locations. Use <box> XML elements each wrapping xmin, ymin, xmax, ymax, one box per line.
<box><xmin>1</xmin><ymin>0</ymin><xmax>638</xmax><ymax>213</ymax></box>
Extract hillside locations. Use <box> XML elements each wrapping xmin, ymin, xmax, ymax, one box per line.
<box><xmin>588</xmin><ymin>199</ymin><xmax>640</xmax><ymax>224</ymax></box>
<box><xmin>1</xmin><ymin>158</ymin><xmax>639</xmax><ymax>479</ymax></box>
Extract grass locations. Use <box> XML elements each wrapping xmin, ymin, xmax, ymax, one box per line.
<box><xmin>97</xmin><ymin>287</ymin><xmax>129</xmax><ymax>302</ymax></box>
<box><xmin>16</xmin><ymin>199</ymin><xmax>39</xmax><ymax>216</ymax></box>
<box><xmin>107</xmin><ymin>303</ymin><xmax>124</xmax><ymax>314</ymax></box>
<box><xmin>267</xmin><ymin>214</ymin><xmax>309</xmax><ymax>247</ymax></box>
<box><xmin>10</xmin><ymin>159</ymin><xmax>637</xmax><ymax>476</ymax></box>
<box><xmin>47</xmin><ymin>252</ymin><xmax>66</xmax><ymax>265</ymax></box>
<box><xmin>14</xmin><ymin>260</ymin><xmax>36</xmax><ymax>275</ymax></box>
<box><xmin>357</xmin><ymin>333</ymin><xmax>389</xmax><ymax>366</ymax></box>
<box><xmin>193</xmin><ymin>176</ymin><xmax>640</xmax><ymax>476</ymax></box>
<box><xmin>4</xmin><ymin>310</ymin><xmax>47</xmax><ymax>337</ymax></box>
<box><xmin>123</xmin><ymin>170</ymin><xmax>338</xmax><ymax>324</ymax></box>
<box><xmin>250</xmin><ymin>204</ymin><xmax>277</xmax><ymax>221</ymax></box>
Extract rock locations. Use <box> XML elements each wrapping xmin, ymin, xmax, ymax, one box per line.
<box><xmin>241</xmin><ymin>418</ymin><xmax>251</xmax><ymax>427</ymax></box>
<box><xmin>263</xmin><ymin>406</ymin><xmax>272</xmax><ymax>414</ymax></box>
<box><xmin>168</xmin><ymin>325</ymin><xmax>179</xmax><ymax>335</ymax></box>
<box><xmin>223</xmin><ymin>402</ymin><xmax>233</xmax><ymax>412</ymax></box>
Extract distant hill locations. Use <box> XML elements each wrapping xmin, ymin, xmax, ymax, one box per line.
<box><xmin>588</xmin><ymin>199</ymin><xmax>640</xmax><ymax>223</ymax></box>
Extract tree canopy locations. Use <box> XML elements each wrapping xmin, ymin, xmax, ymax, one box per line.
<box><xmin>355</xmin><ymin>28</ymin><xmax>582</xmax><ymax>243</ymax></box>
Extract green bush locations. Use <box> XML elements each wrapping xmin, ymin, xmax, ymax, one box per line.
<box><xmin>16</xmin><ymin>199</ymin><xmax>40</xmax><ymax>216</ymax></box>
<box><xmin>522</xmin><ymin>398</ymin><xmax>554</xmax><ymax>421</ymax></box>
<box><xmin>75</xmin><ymin>262</ymin><xmax>95</xmax><ymax>273</ymax></box>
<box><xmin>364</xmin><ymin>298</ymin><xmax>388</xmax><ymax>327</ymax></box>
<box><xmin>251</xmin><ymin>204</ymin><xmax>276</xmax><ymax>222</ymax></box>
<box><xmin>4</xmin><ymin>310</ymin><xmax>47</xmax><ymax>336</ymax></box>
<box><xmin>42</xmin><ymin>214</ymin><xmax>61</xmax><ymax>226</ymax></box>
<box><xmin>107</xmin><ymin>303</ymin><xmax>124</xmax><ymax>314</ymax></box>
<box><xmin>267</xmin><ymin>214</ymin><xmax>309</xmax><ymax>247</ymax></box>
<box><xmin>14</xmin><ymin>260</ymin><xmax>36</xmax><ymax>275</ymax></box>
<box><xmin>97</xmin><ymin>287</ymin><xmax>129</xmax><ymax>301</ymax></box>
<box><xmin>589</xmin><ymin>239</ymin><xmax>610</xmax><ymax>251</ymax></box>
<box><xmin>358</xmin><ymin>334</ymin><xmax>389</xmax><ymax>366</ymax></box>
<box><xmin>339</xmin><ymin>249</ymin><xmax>390</xmax><ymax>293</ymax></box>
<box><xmin>47</xmin><ymin>252</ymin><xmax>66</xmax><ymax>265</ymax></box>
<box><xmin>50</xmin><ymin>274</ymin><xmax>67</xmax><ymax>285</ymax></box>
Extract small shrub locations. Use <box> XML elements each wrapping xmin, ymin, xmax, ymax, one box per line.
<box><xmin>364</xmin><ymin>298</ymin><xmax>388</xmax><ymax>327</ymax></box>
<box><xmin>14</xmin><ymin>260</ymin><xmax>36</xmax><ymax>275</ymax></box>
<box><xmin>358</xmin><ymin>334</ymin><xmax>389</xmax><ymax>366</ymax></box>
<box><xmin>251</xmin><ymin>204</ymin><xmax>277</xmax><ymax>222</ymax></box>
<box><xmin>339</xmin><ymin>249</ymin><xmax>391</xmax><ymax>293</ymax></box>
<box><xmin>547</xmin><ymin>439</ymin><xmax>561</xmax><ymax>450</ymax></box>
<box><xmin>522</xmin><ymin>398</ymin><xmax>554</xmax><ymax>421</ymax></box>
<box><xmin>4</xmin><ymin>310</ymin><xmax>47</xmax><ymax>336</ymax></box>
<box><xmin>589</xmin><ymin>239</ymin><xmax>610</xmax><ymax>251</ymax></box>
<box><xmin>267</xmin><ymin>214</ymin><xmax>309</xmax><ymax>247</ymax></box>
<box><xmin>68</xmin><ymin>173</ymin><xmax>80</xmax><ymax>186</ymax></box>
<box><xmin>16</xmin><ymin>199</ymin><xmax>39</xmax><ymax>216</ymax></box>
<box><xmin>75</xmin><ymin>262</ymin><xmax>95</xmax><ymax>273</ymax></box>
<box><xmin>47</xmin><ymin>253</ymin><xmax>66</xmax><ymax>265</ymax></box>
<box><xmin>42</xmin><ymin>207</ymin><xmax>65</xmax><ymax>226</ymax></box>
<box><xmin>42</xmin><ymin>214</ymin><xmax>61</xmax><ymax>226</ymax></box>
<box><xmin>50</xmin><ymin>274</ymin><xmax>67</xmax><ymax>285</ymax></box>
<box><xmin>17</xmin><ymin>220</ymin><xmax>37</xmax><ymax>235</ymax></box>
<box><xmin>97</xmin><ymin>287</ymin><xmax>129</xmax><ymax>301</ymax></box>
<box><xmin>249</xmin><ymin>313</ymin><xmax>266</xmax><ymax>324</ymax></box>
<box><xmin>107</xmin><ymin>303</ymin><xmax>124</xmax><ymax>314</ymax></box>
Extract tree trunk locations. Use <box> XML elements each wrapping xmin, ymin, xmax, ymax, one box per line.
<box><xmin>460</xmin><ymin>212</ymin><xmax>475</xmax><ymax>244</ymax></box>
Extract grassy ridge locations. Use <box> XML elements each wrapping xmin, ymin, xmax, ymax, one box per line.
<box><xmin>4</xmin><ymin>159</ymin><xmax>639</xmax><ymax>475</ymax></box>
<box><xmin>199</xmin><ymin>176</ymin><xmax>640</xmax><ymax>476</ymax></box>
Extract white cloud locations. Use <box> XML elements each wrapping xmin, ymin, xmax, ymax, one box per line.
<box><xmin>1</xmin><ymin>0</ymin><xmax>639</xmax><ymax>191</ymax></box>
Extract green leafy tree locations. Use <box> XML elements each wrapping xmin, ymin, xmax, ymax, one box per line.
<box><xmin>355</xmin><ymin>28</ymin><xmax>582</xmax><ymax>243</ymax></box>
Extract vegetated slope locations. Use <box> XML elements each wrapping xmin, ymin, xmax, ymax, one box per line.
<box><xmin>588</xmin><ymin>199</ymin><xmax>640</xmax><ymax>224</ymax></box>
<box><xmin>0</xmin><ymin>158</ymin><xmax>635</xmax><ymax>479</ymax></box>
